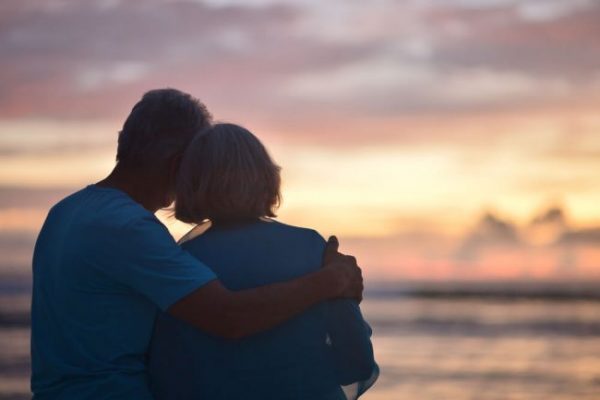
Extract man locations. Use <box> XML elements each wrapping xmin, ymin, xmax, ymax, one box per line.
<box><xmin>31</xmin><ymin>88</ymin><xmax>363</xmax><ymax>399</ymax></box>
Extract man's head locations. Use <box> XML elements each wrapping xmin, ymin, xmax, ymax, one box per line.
<box><xmin>117</xmin><ymin>88</ymin><xmax>212</xmax><ymax>167</ymax></box>
<box><xmin>115</xmin><ymin>89</ymin><xmax>212</xmax><ymax>209</ymax></box>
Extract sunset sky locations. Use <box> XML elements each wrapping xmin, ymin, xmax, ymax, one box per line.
<box><xmin>1</xmin><ymin>0</ymin><xmax>600</xmax><ymax>281</ymax></box>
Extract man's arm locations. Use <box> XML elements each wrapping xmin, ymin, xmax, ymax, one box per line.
<box><xmin>168</xmin><ymin>236</ymin><xmax>362</xmax><ymax>339</ymax></box>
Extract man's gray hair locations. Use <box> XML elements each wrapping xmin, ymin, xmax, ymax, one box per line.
<box><xmin>116</xmin><ymin>88</ymin><xmax>212</xmax><ymax>167</ymax></box>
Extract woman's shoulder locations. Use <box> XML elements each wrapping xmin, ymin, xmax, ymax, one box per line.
<box><xmin>178</xmin><ymin>218</ymin><xmax>327</xmax><ymax>249</ymax></box>
<box><xmin>260</xmin><ymin>219</ymin><xmax>326</xmax><ymax>244</ymax></box>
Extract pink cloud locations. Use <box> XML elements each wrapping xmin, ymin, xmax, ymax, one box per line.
<box><xmin>0</xmin><ymin>0</ymin><xmax>599</xmax><ymax>123</ymax></box>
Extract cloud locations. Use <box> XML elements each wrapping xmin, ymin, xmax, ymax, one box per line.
<box><xmin>0</xmin><ymin>207</ymin><xmax>48</xmax><ymax>232</ymax></box>
<box><xmin>76</xmin><ymin>61</ymin><xmax>151</xmax><ymax>92</ymax></box>
<box><xmin>0</xmin><ymin>0</ymin><xmax>598</xmax><ymax>122</ymax></box>
<box><xmin>559</xmin><ymin>228</ymin><xmax>600</xmax><ymax>245</ymax></box>
<box><xmin>283</xmin><ymin>60</ymin><xmax>573</xmax><ymax>114</ymax></box>
<box><xmin>334</xmin><ymin>204</ymin><xmax>600</xmax><ymax>280</ymax></box>
<box><xmin>0</xmin><ymin>120</ymin><xmax>118</xmax><ymax>157</ymax></box>
<box><xmin>525</xmin><ymin>206</ymin><xmax>568</xmax><ymax>246</ymax></box>
<box><xmin>456</xmin><ymin>212</ymin><xmax>521</xmax><ymax>261</ymax></box>
<box><xmin>0</xmin><ymin>231</ymin><xmax>37</xmax><ymax>274</ymax></box>
<box><xmin>541</xmin><ymin>123</ymin><xmax>600</xmax><ymax>162</ymax></box>
<box><xmin>272</xmin><ymin>0</ymin><xmax>600</xmax><ymax>117</ymax></box>
<box><xmin>427</xmin><ymin>1</ymin><xmax>600</xmax><ymax>80</ymax></box>
<box><xmin>531</xmin><ymin>207</ymin><xmax>566</xmax><ymax>226</ymax></box>
<box><xmin>0</xmin><ymin>0</ymin><xmax>376</xmax><ymax>119</ymax></box>
<box><xmin>0</xmin><ymin>186</ymin><xmax>74</xmax><ymax>209</ymax></box>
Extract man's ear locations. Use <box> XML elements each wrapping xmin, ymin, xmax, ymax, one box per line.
<box><xmin>166</xmin><ymin>154</ymin><xmax>183</xmax><ymax>193</ymax></box>
<box><xmin>168</xmin><ymin>154</ymin><xmax>183</xmax><ymax>181</ymax></box>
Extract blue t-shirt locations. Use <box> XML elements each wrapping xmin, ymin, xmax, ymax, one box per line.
<box><xmin>148</xmin><ymin>220</ymin><xmax>377</xmax><ymax>400</ymax></box>
<box><xmin>30</xmin><ymin>185</ymin><xmax>217</xmax><ymax>399</ymax></box>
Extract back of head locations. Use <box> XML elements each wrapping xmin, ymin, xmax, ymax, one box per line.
<box><xmin>175</xmin><ymin>123</ymin><xmax>281</xmax><ymax>224</ymax></box>
<box><xmin>116</xmin><ymin>88</ymin><xmax>212</xmax><ymax>168</ymax></box>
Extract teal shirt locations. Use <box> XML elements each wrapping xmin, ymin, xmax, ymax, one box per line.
<box><xmin>31</xmin><ymin>185</ymin><xmax>216</xmax><ymax>399</ymax></box>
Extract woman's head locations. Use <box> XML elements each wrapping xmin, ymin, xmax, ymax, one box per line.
<box><xmin>175</xmin><ymin>123</ymin><xmax>281</xmax><ymax>224</ymax></box>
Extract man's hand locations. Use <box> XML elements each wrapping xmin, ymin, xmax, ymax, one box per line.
<box><xmin>321</xmin><ymin>236</ymin><xmax>363</xmax><ymax>302</ymax></box>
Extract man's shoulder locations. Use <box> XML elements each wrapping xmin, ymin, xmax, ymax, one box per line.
<box><xmin>49</xmin><ymin>185</ymin><xmax>154</xmax><ymax>231</ymax></box>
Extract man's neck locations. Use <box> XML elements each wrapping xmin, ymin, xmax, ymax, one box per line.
<box><xmin>96</xmin><ymin>164</ymin><xmax>164</xmax><ymax>212</ymax></box>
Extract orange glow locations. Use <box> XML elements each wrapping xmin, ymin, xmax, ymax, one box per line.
<box><xmin>1</xmin><ymin>0</ymin><xmax>599</xmax><ymax>282</ymax></box>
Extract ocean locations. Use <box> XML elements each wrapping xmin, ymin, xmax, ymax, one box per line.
<box><xmin>362</xmin><ymin>293</ymin><xmax>600</xmax><ymax>400</ymax></box>
<box><xmin>1</xmin><ymin>281</ymin><xmax>599</xmax><ymax>399</ymax></box>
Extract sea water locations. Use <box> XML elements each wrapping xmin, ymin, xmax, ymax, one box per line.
<box><xmin>1</xmin><ymin>286</ymin><xmax>599</xmax><ymax>399</ymax></box>
<box><xmin>362</xmin><ymin>296</ymin><xmax>600</xmax><ymax>400</ymax></box>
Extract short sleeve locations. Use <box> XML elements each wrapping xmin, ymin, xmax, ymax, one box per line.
<box><xmin>88</xmin><ymin>215</ymin><xmax>217</xmax><ymax>311</ymax></box>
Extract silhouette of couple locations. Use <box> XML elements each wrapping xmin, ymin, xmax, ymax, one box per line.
<box><xmin>31</xmin><ymin>89</ymin><xmax>378</xmax><ymax>399</ymax></box>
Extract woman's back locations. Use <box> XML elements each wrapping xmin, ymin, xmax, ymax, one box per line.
<box><xmin>148</xmin><ymin>219</ymin><xmax>345</xmax><ymax>400</ymax></box>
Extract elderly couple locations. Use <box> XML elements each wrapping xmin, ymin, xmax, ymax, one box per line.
<box><xmin>31</xmin><ymin>89</ymin><xmax>378</xmax><ymax>399</ymax></box>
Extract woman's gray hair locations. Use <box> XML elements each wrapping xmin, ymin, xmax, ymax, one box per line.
<box><xmin>175</xmin><ymin>123</ymin><xmax>281</xmax><ymax>223</ymax></box>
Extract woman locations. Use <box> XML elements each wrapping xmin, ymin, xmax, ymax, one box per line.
<box><xmin>148</xmin><ymin>123</ymin><xmax>378</xmax><ymax>399</ymax></box>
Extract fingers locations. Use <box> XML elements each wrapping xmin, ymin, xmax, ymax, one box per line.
<box><xmin>357</xmin><ymin>283</ymin><xmax>364</xmax><ymax>303</ymax></box>
<box><xmin>343</xmin><ymin>255</ymin><xmax>357</xmax><ymax>267</ymax></box>
<box><xmin>354</xmin><ymin>266</ymin><xmax>364</xmax><ymax>303</ymax></box>
<box><xmin>322</xmin><ymin>235</ymin><xmax>339</xmax><ymax>264</ymax></box>
<box><xmin>354</xmin><ymin>264</ymin><xmax>363</xmax><ymax>302</ymax></box>
<box><xmin>328</xmin><ymin>235</ymin><xmax>339</xmax><ymax>247</ymax></box>
<box><xmin>343</xmin><ymin>260</ymin><xmax>363</xmax><ymax>303</ymax></box>
<box><xmin>347</xmin><ymin>274</ymin><xmax>363</xmax><ymax>303</ymax></box>
<box><xmin>321</xmin><ymin>238</ymin><xmax>364</xmax><ymax>302</ymax></box>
